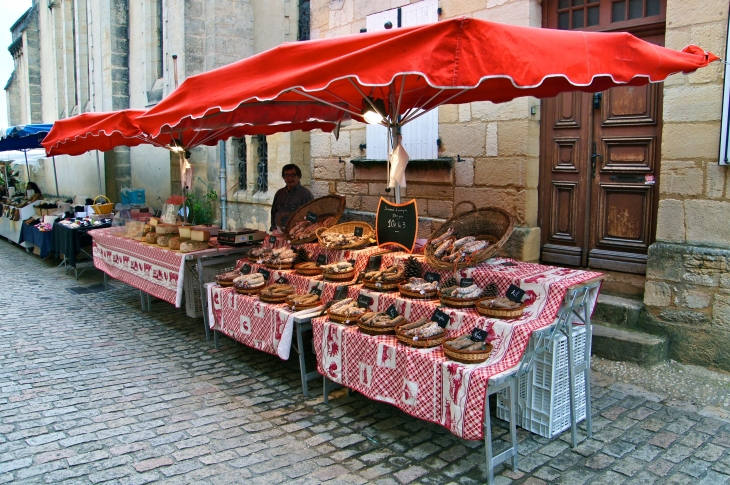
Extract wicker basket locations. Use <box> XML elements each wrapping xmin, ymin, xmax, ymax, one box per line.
<box><xmin>235</xmin><ymin>284</ymin><xmax>265</xmax><ymax>295</ymax></box>
<box><xmin>294</xmin><ymin>263</ymin><xmax>322</xmax><ymax>276</ymax></box>
<box><xmin>265</xmin><ymin>261</ymin><xmax>294</xmax><ymax>270</ymax></box>
<box><xmin>395</xmin><ymin>323</ymin><xmax>446</xmax><ymax>348</ymax></box>
<box><xmin>357</xmin><ymin>321</ymin><xmax>397</xmax><ymax>336</ymax></box>
<box><xmin>91</xmin><ymin>195</ymin><xmax>114</xmax><ymax>215</ymax></box>
<box><xmin>398</xmin><ymin>283</ymin><xmax>438</xmax><ymax>300</ymax></box>
<box><xmin>328</xmin><ymin>309</ymin><xmax>361</xmax><ymax>325</ymax></box>
<box><xmin>285</xmin><ymin>195</ymin><xmax>346</xmax><ymax>244</ymax></box>
<box><xmin>476</xmin><ymin>297</ymin><xmax>526</xmax><ymax>319</ymax></box>
<box><xmin>443</xmin><ymin>340</ymin><xmax>493</xmax><ymax>364</ymax></box>
<box><xmin>439</xmin><ymin>293</ymin><xmax>480</xmax><ymax>308</ymax></box>
<box><xmin>316</xmin><ymin>222</ymin><xmax>373</xmax><ymax>250</ymax></box>
<box><xmin>216</xmin><ymin>280</ymin><xmax>236</xmax><ymax>287</ymax></box>
<box><xmin>363</xmin><ymin>279</ymin><xmax>402</xmax><ymax>292</ymax></box>
<box><xmin>259</xmin><ymin>294</ymin><xmax>289</xmax><ymax>304</ymax></box>
<box><xmin>322</xmin><ymin>269</ymin><xmax>356</xmax><ymax>282</ymax></box>
<box><xmin>424</xmin><ymin>202</ymin><xmax>514</xmax><ymax>270</ymax></box>
<box><xmin>286</xmin><ymin>295</ymin><xmax>321</xmax><ymax>311</ymax></box>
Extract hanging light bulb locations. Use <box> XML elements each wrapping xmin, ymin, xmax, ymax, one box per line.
<box><xmin>362</xmin><ymin>98</ymin><xmax>386</xmax><ymax>125</ymax></box>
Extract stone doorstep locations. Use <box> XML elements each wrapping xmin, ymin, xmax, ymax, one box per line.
<box><xmin>591</xmin><ymin>324</ymin><xmax>668</xmax><ymax>367</ymax></box>
<box><xmin>592</xmin><ymin>294</ymin><xmax>644</xmax><ymax>328</ymax></box>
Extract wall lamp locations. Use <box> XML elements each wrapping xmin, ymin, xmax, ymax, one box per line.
<box><xmin>362</xmin><ymin>98</ymin><xmax>386</xmax><ymax>125</ymax></box>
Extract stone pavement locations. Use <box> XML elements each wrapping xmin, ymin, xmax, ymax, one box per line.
<box><xmin>1</xmin><ymin>240</ymin><xmax>730</xmax><ymax>485</ymax></box>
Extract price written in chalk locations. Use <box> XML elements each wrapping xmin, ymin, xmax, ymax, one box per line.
<box><xmin>240</xmin><ymin>264</ymin><xmax>252</xmax><ymax>275</ymax></box>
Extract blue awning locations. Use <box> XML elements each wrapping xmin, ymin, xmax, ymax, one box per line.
<box><xmin>0</xmin><ymin>124</ymin><xmax>53</xmax><ymax>152</ymax></box>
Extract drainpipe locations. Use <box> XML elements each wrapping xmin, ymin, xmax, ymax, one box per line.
<box><xmin>219</xmin><ymin>140</ymin><xmax>227</xmax><ymax>230</ymax></box>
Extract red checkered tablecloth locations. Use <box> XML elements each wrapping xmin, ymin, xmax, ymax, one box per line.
<box><xmin>207</xmin><ymin>285</ymin><xmax>330</xmax><ymax>360</ymax></box>
<box><xmin>92</xmin><ymin>228</ymin><xmax>186</xmax><ymax>306</ymax></box>
<box><xmin>313</xmin><ymin>261</ymin><xmax>602</xmax><ymax>441</ymax></box>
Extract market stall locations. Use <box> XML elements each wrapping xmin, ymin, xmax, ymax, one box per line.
<box><xmin>55</xmin><ymin>218</ymin><xmax>113</xmax><ymax>277</ymax></box>
<box><xmin>19</xmin><ymin>222</ymin><xmax>54</xmax><ymax>258</ymax></box>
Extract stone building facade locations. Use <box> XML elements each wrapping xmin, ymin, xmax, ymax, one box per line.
<box><xmin>309</xmin><ymin>0</ymin><xmax>730</xmax><ymax>371</ymax></box>
<box><xmin>6</xmin><ymin>0</ymin><xmax>311</xmax><ymax>226</ymax></box>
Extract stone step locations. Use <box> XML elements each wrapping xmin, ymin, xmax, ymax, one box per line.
<box><xmin>591</xmin><ymin>324</ymin><xmax>668</xmax><ymax>367</ymax></box>
<box><xmin>592</xmin><ymin>293</ymin><xmax>644</xmax><ymax>328</ymax></box>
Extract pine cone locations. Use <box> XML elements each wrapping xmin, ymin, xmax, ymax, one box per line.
<box><xmin>294</xmin><ymin>247</ymin><xmax>310</xmax><ymax>265</ymax></box>
<box><xmin>403</xmin><ymin>256</ymin><xmax>422</xmax><ymax>280</ymax></box>
<box><xmin>480</xmin><ymin>283</ymin><xmax>499</xmax><ymax>298</ymax></box>
<box><xmin>442</xmin><ymin>276</ymin><xmax>457</xmax><ymax>289</ymax></box>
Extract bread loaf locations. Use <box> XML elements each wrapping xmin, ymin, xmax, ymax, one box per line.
<box><xmin>146</xmin><ymin>232</ymin><xmax>160</xmax><ymax>244</ymax></box>
<box><xmin>190</xmin><ymin>229</ymin><xmax>211</xmax><ymax>242</ymax></box>
<box><xmin>179</xmin><ymin>241</ymin><xmax>209</xmax><ymax>253</ymax></box>
<box><xmin>168</xmin><ymin>236</ymin><xmax>190</xmax><ymax>250</ymax></box>
<box><xmin>155</xmin><ymin>224</ymin><xmax>179</xmax><ymax>235</ymax></box>
<box><xmin>178</xmin><ymin>226</ymin><xmax>192</xmax><ymax>239</ymax></box>
<box><xmin>157</xmin><ymin>234</ymin><xmax>172</xmax><ymax>247</ymax></box>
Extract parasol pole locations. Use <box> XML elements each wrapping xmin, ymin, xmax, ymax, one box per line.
<box><xmin>23</xmin><ymin>150</ymin><xmax>30</xmax><ymax>183</ymax></box>
<box><xmin>3</xmin><ymin>162</ymin><xmax>7</xmax><ymax>197</ymax></box>
<box><xmin>52</xmin><ymin>156</ymin><xmax>59</xmax><ymax>197</ymax></box>
<box><xmin>389</xmin><ymin>83</ymin><xmax>402</xmax><ymax>204</ymax></box>
<box><xmin>95</xmin><ymin>150</ymin><xmax>103</xmax><ymax>195</ymax></box>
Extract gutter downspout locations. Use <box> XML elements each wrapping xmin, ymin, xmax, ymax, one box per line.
<box><xmin>219</xmin><ymin>140</ymin><xmax>227</xmax><ymax>230</ymax></box>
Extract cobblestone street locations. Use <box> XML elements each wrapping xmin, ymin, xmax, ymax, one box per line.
<box><xmin>2</xmin><ymin>240</ymin><xmax>730</xmax><ymax>485</ymax></box>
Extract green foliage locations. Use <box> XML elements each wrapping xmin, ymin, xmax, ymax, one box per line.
<box><xmin>186</xmin><ymin>188</ymin><xmax>218</xmax><ymax>226</ymax></box>
<box><xmin>0</xmin><ymin>165</ymin><xmax>20</xmax><ymax>190</ymax></box>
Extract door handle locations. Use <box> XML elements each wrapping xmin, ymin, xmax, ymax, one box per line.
<box><xmin>591</xmin><ymin>143</ymin><xmax>602</xmax><ymax>178</ymax></box>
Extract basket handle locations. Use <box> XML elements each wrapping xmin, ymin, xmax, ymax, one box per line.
<box><xmin>94</xmin><ymin>195</ymin><xmax>111</xmax><ymax>205</ymax></box>
<box><xmin>453</xmin><ymin>201</ymin><xmax>476</xmax><ymax>216</ymax></box>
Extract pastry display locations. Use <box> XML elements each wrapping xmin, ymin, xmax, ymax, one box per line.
<box><xmin>264</xmin><ymin>247</ymin><xmax>296</xmax><ymax>267</ymax></box>
<box><xmin>327</xmin><ymin>298</ymin><xmax>366</xmax><ymax>323</ymax></box>
<box><xmin>215</xmin><ymin>271</ymin><xmax>240</xmax><ymax>287</ymax></box>
<box><xmin>443</xmin><ymin>335</ymin><xmax>493</xmax><ymax>364</ymax></box>
<box><xmin>286</xmin><ymin>293</ymin><xmax>321</xmax><ymax>310</ymax></box>
<box><xmin>321</xmin><ymin>261</ymin><xmax>355</xmax><ymax>281</ymax></box>
<box><xmin>260</xmin><ymin>284</ymin><xmax>296</xmax><ymax>303</ymax></box>
<box><xmin>233</xmin><ymin>273</ymin><xmax>266</xmax><ymax>293</ymax></box>
<box><xmin>429</xmin><ymin>229</ymin><xmax>489</xmax><ymax>264</ymax></box>
<box><xmin>320</xmin><ymin>232</ymin><xmax>367</xmax><ymax>249</ymax></box>
<box><xmin>295</xmin><ymin>262</ymin><xmax>322</xmax><ymax>276</ymax></box>
<box><xmin>288</xmin><ymin>216</ymin><xmax>334</xmax><ymax>240</ymax></box>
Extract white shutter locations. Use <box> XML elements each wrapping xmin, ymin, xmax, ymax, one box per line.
<box><xmin>365</xmin><ymin>10</ymin><xmax>398</xmax><ymax>161</ymax></box>
<box><xmin>400</xmin><ymin>0</ymin><xmax>438</xmax><ymax>160</ymax></box>
<box><xmin>364</xmin><ymin>0</ymin><xmax>439</xmax><ymax>160</ymax></box>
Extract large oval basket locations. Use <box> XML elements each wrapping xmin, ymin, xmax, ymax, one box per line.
<box><xmin>317</xmin><ymin>222</ymin><xmax>373</xmax><ymax>250</ymax></box>
<box><xmin>425</xmin><ymin>202</ymin><xmax>514</xmax><ymax>270</ymax></box>
<box><xmin>285</xmin><ymin>195</ymin><xmax>346</xmax><ymax>245</ymax></box>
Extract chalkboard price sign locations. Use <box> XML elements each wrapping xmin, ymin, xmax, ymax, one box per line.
<box><xmin>276</xmin><ymin>276</ymin><xmax>288</xmax><ymax>285</ymax></box>
<box><xmin>460</xmin><ymin>277</ymin><xmax>474</xmax><ymax>288</ymax></box>
<box><xmin>375</xmin><ymin>197</ymin><xmax>418</xmax><ymax>253</ymax></box>
<box><xmin>366</xmin><ymin>254</ymin><xmax>382</xmax><ymax>272</ymax></box>
<box><xmin>431</xmin><ymin>309</ymin><xmax>450</xmax><ymax>328</ymax></box>
<box><xmin>309</xmin><ymin>285</ymin><xmax>323</xmax><ymax>297</ymax></box>
<box><xmin>506</xmin><ymin>284</ymin><xmax>526</xmax><ymax>303</ymax></box>
<box><xmin>333</xmin><ymin>285</ymin><xmax>348</xmax><ymax>301</ymax></box>
<box><xmin>357</xmin><ymin>294</ymin><xmax>373</xmax><ymax>309</ymax></box>
<box><xmin>354</xmin><ymin>226</ymin><xmax>363</xmax><ymax>237</ymax></box>
<box><xmin>269</xmin><ymin>235</ymin><xmax>277</xmax><ymax>245</ymax></box>
<box><xmin>257</xmin><ymin>268</ymin><xmax>271</xmax><ymax>281</ymax></box>
<box><xmin>470</xmin><ymin>328</ymin><xmax>488</xmax><ymax>342</ymax></box>
<box><xmin>316</xmin><ymin>254</ymin><xmax>327</xmax><ymax>266</ymax></box>
<box><xmin>424</xmin><ymin>272</ymin><xmax>441</xmax><ymax>283</ymax></box>
<box><xmin>240</xmin><ymin>264</ymin><xmax>252</xmax><ymax>275</ymax></box>
<box><xmin>306</xmin><ymin>211</ymin><xmax>318</xmax><ymax>223</ymax></box>
<box><xmin>385</xmin><ymin>304</ymin><xmax>399</xmax><ymax>319</ymax></box>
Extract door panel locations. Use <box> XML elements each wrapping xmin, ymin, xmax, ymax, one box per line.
<box><xmin>602</xmin><ymin>137</ymin><xmax>655</xmax><ymax>172</ymax></box>
<box><xmin>602</xmin><ymin>84</ymin><xmax>658</xmax><ymax>125</ymax></box>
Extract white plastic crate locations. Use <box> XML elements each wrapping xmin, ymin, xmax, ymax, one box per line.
<box><xmin>497</xmin><ymin>325</ymin><xmax>587</xmax><ymax>438</ymax></box>
<box><xmin>183</xmin><ymin>260</ymin><xmax>238</xmax><ymax>318</ymax></box>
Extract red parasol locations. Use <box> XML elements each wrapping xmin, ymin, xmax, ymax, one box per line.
<box><xmin>137</xmin><ymin>17</ymin><xmax>717</xmax><ymax>136</ymax></box>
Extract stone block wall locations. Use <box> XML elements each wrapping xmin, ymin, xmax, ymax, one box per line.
<box><xmin>644</xmin><ymin>0</ymin><xmax>730</xmax><ymax>370</ymax></box>
<box><xmin>308</xmin><ymin>0</ymin><xmax>541</xmax><ymax>261</ymax></box>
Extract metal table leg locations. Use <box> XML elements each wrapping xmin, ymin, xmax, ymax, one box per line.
<box><xmin>484</xmin><ymin>373</ymin><xmax>519</xmax><ymax>485</ymax></box>
<box><xmin>293</xmin><ymin>320</ymin><xmax>320</xmax><ymax>398</ymax></box>
<box><xmin>198</xmin><ymin>260</ymin><xmax>210</xmax><ymax>341</ymax></box>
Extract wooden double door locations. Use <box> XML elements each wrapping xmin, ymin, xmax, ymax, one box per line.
<box><xmin>539</xmin><ymin>2</ymin><xmax>666</xmax><ymax>275</ymax></box>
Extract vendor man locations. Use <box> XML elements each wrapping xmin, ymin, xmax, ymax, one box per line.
<box><xmin>270</xmin><ymin>163</ymin><xmax>313</xmax><ymax>232</ymax></box>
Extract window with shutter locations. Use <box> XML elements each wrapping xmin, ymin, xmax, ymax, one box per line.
<box><xmin>364</xmin><ymin>0</ymin><xmax>438</xmax><ymax>160</ymax></box>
